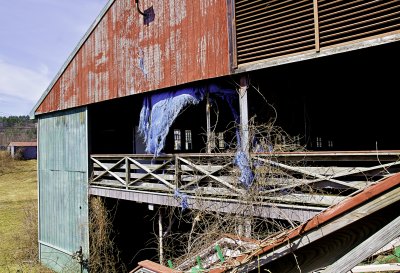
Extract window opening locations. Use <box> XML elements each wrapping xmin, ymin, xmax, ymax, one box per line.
<box><xmin>218</xmin><ymin>132</ymin><xmax>225</xmax><ymax>150</ymax></box>
<box><xmin>174</xmin><ymin>129</ymin><xmax>181</xmax><ymax>150</ymax></box>
<box><xmin>316</xmin><ymin>137</ymin><xmax>322</xmax><ymax>148</ymax></box>
<box><xmin>185</xmin><ymin>130</ymin><xmax>192</xmax><ymax>150</ymax></box>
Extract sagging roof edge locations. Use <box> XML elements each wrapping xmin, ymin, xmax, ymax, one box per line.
<box><xmin>205</xmin><ymin>172</ymin><xmax>400</xmax><ymax>272</ymax></box>
<box><xmin>127</xmin><ymin>173</ymin><xmax>400</xmax><ymax>273</ymax></box>
<box><xmin>133</xmin><ymin>260</ymin><xmax>181</xmax><ymax>273</ymax></box>
<box><xmin>29</xmin><ymin>0</ymin><xmax>116</xmax><ymax>119</ymax></box>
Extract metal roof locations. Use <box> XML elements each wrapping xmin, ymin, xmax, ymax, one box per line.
<box><xmin>29</xmin><ymin>0</ymin><xmax>115</xmax><ymax>118</ymax></box>
<box><xmin>208</xmin><ymin>172</ymin><xmax>400</xmax><ymax>272</ymax></box>
<box><xmin>8</xmin><ymin>141</ymin><xmax>37</xmax><ymax>147</ymax></box>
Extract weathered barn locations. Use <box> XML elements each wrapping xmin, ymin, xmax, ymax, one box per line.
<box><xmin>31</xmin><ymin>0</ymin><xmax>400</xmax><ymax>272</ymax></box>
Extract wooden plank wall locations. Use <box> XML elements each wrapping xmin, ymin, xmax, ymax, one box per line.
<box><xmin>35</xmin><ymin>0</ymin><xmax>231</xmax><ymax>115</ymax></box>
<box><xmin>38</xmin><ymin>107</ymin><xmax>89</xmax><ymax>272</ymax></box>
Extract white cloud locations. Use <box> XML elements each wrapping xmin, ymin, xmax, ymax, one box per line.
<box><xmin>0</xmin><ymin>0</ymin><xmax>109</xmax><ymax>116</ymax></box>
<box><xmin>0</xmin><ymin>94</ymin><xmax>34</xmax><ymax>116</ymax></box>
<box><xmin>0</xmin><ymin>59</ymin><xmax>50</xmax><ymax>103</ymax></box>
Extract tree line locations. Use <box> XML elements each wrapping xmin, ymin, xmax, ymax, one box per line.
<box><xmin>0</xmin><ymin>115</ymin><xmax>37</xmax><ymax>147</ymax></box>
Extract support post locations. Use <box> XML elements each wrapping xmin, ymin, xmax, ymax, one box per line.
<box><xmin>159</xmin><ymin>209</ymin><xmax>164</xmax><ymax>265</ymax></box>
<box><xmin>239</xmin><ymin>75</ymin><xmax>249</xmax><ymax>154</ymax></box>
<box><xmin>125</xmin><ymin>157</ymin><xmax>130</xmax><ymax>189</ymax></box>
<box><xmin>206</xmin><ymin>91</ymin><xmax>212</xmax><ymax>153</ymax></box>
<box><xmin>174</xmin><ymin>155</ymin><xmax>181</xmax><ymax>189</ymax></box>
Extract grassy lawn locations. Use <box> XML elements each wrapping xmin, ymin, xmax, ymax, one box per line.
<box><xmin>0</xmin><ymin>152</ymin><xmax>51</xmax><ymax>272</ymax></box>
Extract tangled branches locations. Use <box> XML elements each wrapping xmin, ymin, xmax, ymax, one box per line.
<box><xmin>89</xmin><ymin>196</ymin><xmax>125</xmax><ymax>273</ymax></box>
<box><xmin>154</xmin><ymin>119</ymin><xmax>308</xmax><ymax>271</ymax></box>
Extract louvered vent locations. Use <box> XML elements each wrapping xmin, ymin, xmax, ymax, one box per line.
<box><xmin>235</xmin><ymin>0</ymin><xmax>400</xmax><ymax>66</ymax></box>
<box><xmin>319</xmin><ymin>0</ymin><xmax>400</xmax><ymax>47</ymax></box>
<box><xmin>235</xmin><ymin>0</ymin><xmax>315</xmax><ymax>65</ymax></box>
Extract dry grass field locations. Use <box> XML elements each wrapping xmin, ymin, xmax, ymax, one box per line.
<box><xmin>0</xmin><ymin>151</ymin><xmax>51</xmax><ymax>272</ymax></box>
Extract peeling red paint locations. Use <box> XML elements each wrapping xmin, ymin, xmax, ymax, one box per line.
<box><xmin>36</xmin><ymin>0</ymin><xmax>231</xmax><ymax>115</ymax></box>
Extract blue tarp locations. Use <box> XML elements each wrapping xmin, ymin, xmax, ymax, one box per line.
<box><xmin>138</xmin><ymin>84</ymin><xmax>237</xmax><ymax>156</ymax></box>
<box><xmin>138</xmin><ymin>83</ymin><xmax>254</xmax><ymax>192</ymax></box>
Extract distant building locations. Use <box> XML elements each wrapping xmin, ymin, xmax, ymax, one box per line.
<box><xmin>7</xmin><ymin>141</ymin><xmax>37</xmax><ymax>159</ymax></box>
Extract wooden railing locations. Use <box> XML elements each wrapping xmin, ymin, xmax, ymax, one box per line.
<box><xmin>89</xmin><ymin>151</ymin><xmax>400</xmax><ymax>208</ymax></box>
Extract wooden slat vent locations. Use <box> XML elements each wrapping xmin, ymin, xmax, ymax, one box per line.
<box><xmin>235</xmin><ymin>0</ymin><xmax>315</xmax><ymax>65</ymax></box>
<box><xmin>235</xmin><ymin>0</ymin><xmax>400</xmax><ymax>65</ymax></box>
<box><xmin>318</xmin><ymin>0</ymin><xmax>400</xmax><ymax>47</ymax></box>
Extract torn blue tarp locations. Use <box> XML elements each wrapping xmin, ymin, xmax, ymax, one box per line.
<box><xmin>138</xmin><ymin>84</ymin><xmax>237</xmax><ymax>156</ymax></box>
<box><xmin>174</xmin><ymin>189</ymin><xmax>189</xmax><ymax>210</ymax></box>
<box><xmin>234</xmin><ymin>151</ymin><xmax>254</xmax><ymax>189</ymax></box>
<box><xmin>138</xmin><ymin>83</ymin><xmax>254</xmax><ymax>189</ymax></box>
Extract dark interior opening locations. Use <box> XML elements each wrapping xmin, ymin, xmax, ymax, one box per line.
<box><xmin>89</xmin><ymin>95</ymin><xmax>142</xmax><ymax>154</ymax></box>
<box><xmin>103</xmin><ymin>198</ymin><xmax>194</xmax><ymax>271</ymax></box>
<box><xmin>103</xmin><ymin>198</ymin><xmax>158</xmax><ymax>270</ymax></box>
<box><xmin>248</xmin><ymin>40</ymin><xmax>400</xmax><ymax>151</ymax></box>
<box><xmin>89</xmin><ymin>80</ymin><xmax>240</xmax><ymax>155</ymax></box>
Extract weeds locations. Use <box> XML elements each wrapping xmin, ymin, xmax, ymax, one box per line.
<box><xmin>89</xmin><ymin>196</ymin><xmax>125</xmax><ymax>273</ymax></box>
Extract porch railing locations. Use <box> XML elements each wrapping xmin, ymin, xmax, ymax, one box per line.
<box><xmin>89</xmin><ymin>151</ymin><xmax>400</xmax><ymax>208</ymax></box>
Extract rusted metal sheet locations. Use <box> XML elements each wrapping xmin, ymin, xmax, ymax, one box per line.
<box><xmin>35</xmin><ymin>0</ymin><xmax>231</xmax><ymax>115</ymax></box>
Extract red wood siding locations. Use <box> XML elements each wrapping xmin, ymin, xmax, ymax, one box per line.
<box><xmin>36</xmin><ymin>0</ymin><xmax>231</xmax><ymax>115</ymax></box>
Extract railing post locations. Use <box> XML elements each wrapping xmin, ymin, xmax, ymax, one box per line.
<box><xmin>313</xmin><ymin>0</ymin><xmax>320</xmax><ymax>52</ymax></box>
<box><xmin>125</xmin><ymin>156</ymin><xmax>130</xmax><ymax>189</ymax></box>
<box><xmin>89</xmin><ymin>156</ymin><xmax>93</xmax><ymax>185</ymax></box>
<box><xmin>175</xmin><ymin>155</ymin><xmax>181</xmax><ymax>190</ymax></box>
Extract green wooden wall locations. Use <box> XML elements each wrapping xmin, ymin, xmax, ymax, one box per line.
<box><xmin>38</xmin><ymin>107</ymin><xmax>89</xmax><ymax>272</ymax></box>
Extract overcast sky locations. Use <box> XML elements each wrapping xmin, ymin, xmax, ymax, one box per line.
<box><xmin>0</xmin><ymin>0</ymin><xmax>109</xmax><ymax>117</ymax></box>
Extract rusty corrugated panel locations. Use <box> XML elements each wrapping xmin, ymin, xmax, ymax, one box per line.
<box><xmin>34</xmin><ymin>0</ymin><xmax>231</xmax><ymax>115</ymax></box>
<box><xmin>133</xmin><ymin>260</ymin><xmax>182</xmax><ymax>273</ymax></box>
<box><xmin>208</xmin><ymin>172</ymin><xmax>400</xmax><ymax>272</ymax></box>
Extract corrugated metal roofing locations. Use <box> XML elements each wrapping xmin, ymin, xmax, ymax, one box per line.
<box><xmin>130</xmin><ymin>260</ymin><xmax>181</xmax><ymax>273</ymax></box>
<box><xmin>8</xmin><ymin>141</ymin><xmax>37</xmax><ymax>147</ymax></box>
<box><xmin>130</xmin><ymin>172</ymin><xmax>400</xmax><ymax>273</ymax></box>
<box><xmin>31</xmin><ymin>0</ymin><xmax>232</xmax><ymax>117</ymax></box>
<box><xmin>208</xmin><ymin>172</ymin><xmax>400</xmax><ymax>272</ymax></box>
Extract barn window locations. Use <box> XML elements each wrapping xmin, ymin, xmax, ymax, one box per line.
<box><xmin>316</xmin><ymin>137</ymin><xmax>322</xmax><ymax>148</ymax></box>
<box><xmin>185</xmin><ymin>130</ymin><xmax>192</xmax><ymax>150</ymax></box>
<box><xmin>174</xmin><ymin>129</ymin><xmax>181</xmax><ymax>150</ymax></box>
<box><xmin>218</xmin><ymin>132</ymin><xmax>225</xmax><ymax>150</ymax></box>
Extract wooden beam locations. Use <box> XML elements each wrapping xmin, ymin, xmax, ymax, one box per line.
<box><xmin>159</xmin><ymin>210</ymin><xmax>164</xmax><ymax>265</ymax></box>
<box><xmin>313</xmin><ymin>0</ymin><xmax>320</xmax><ymax>52</ymax></box>
<box><xmin>348</xmin><ymin>263</ymin><xmax>400</xmax><ymax>272</ymax></box>
<box><xmin>89</xmin><ymin>186</ymin><xmax>321</xmax><ymax>222</ymax></box>
<box><xmin>91</xmin><ymin>157</ymin><xmax>126</xmax><ymax>184</ymax></box>
<box><xmin>322</xmin><ymin>215</ymin><xmax>400</xmax><ymax>273</ymax></box>
<box><xmin>255</xmin><ymin>157</ymin><xmax>362</xmax><ymax>190</ymax></box>
<box><xmin>127</xmin><ymin>158</ymin><xmax>175</xmax><ymax>189</ymax></box>
<box><xmin>206</xmin><ymin>91</ymin><xmax>212</xmax><ymax>153</ymax></box>
<box><xmin>178</xmin><ymin>157</ymin><xmax>243</xmax><ymax>194</ymax></box>
<box><xmin>127</xmin><ymin>159</ymin><xmax>173</xmax><ymax>186</ymax></box>
<box><xmin>239</xmin><ymin>75</ymin><xmax>249</xmax><ymax>153</ymax></box>
<box><xmin>179</xmin><ymin>162</ymin><xmax>232</xmax><ymax>191</ymax></box>
<box><xmin>235</xmin><ymin>186</ymin><xmax>400</xmax><ymax>272</ymax></box>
